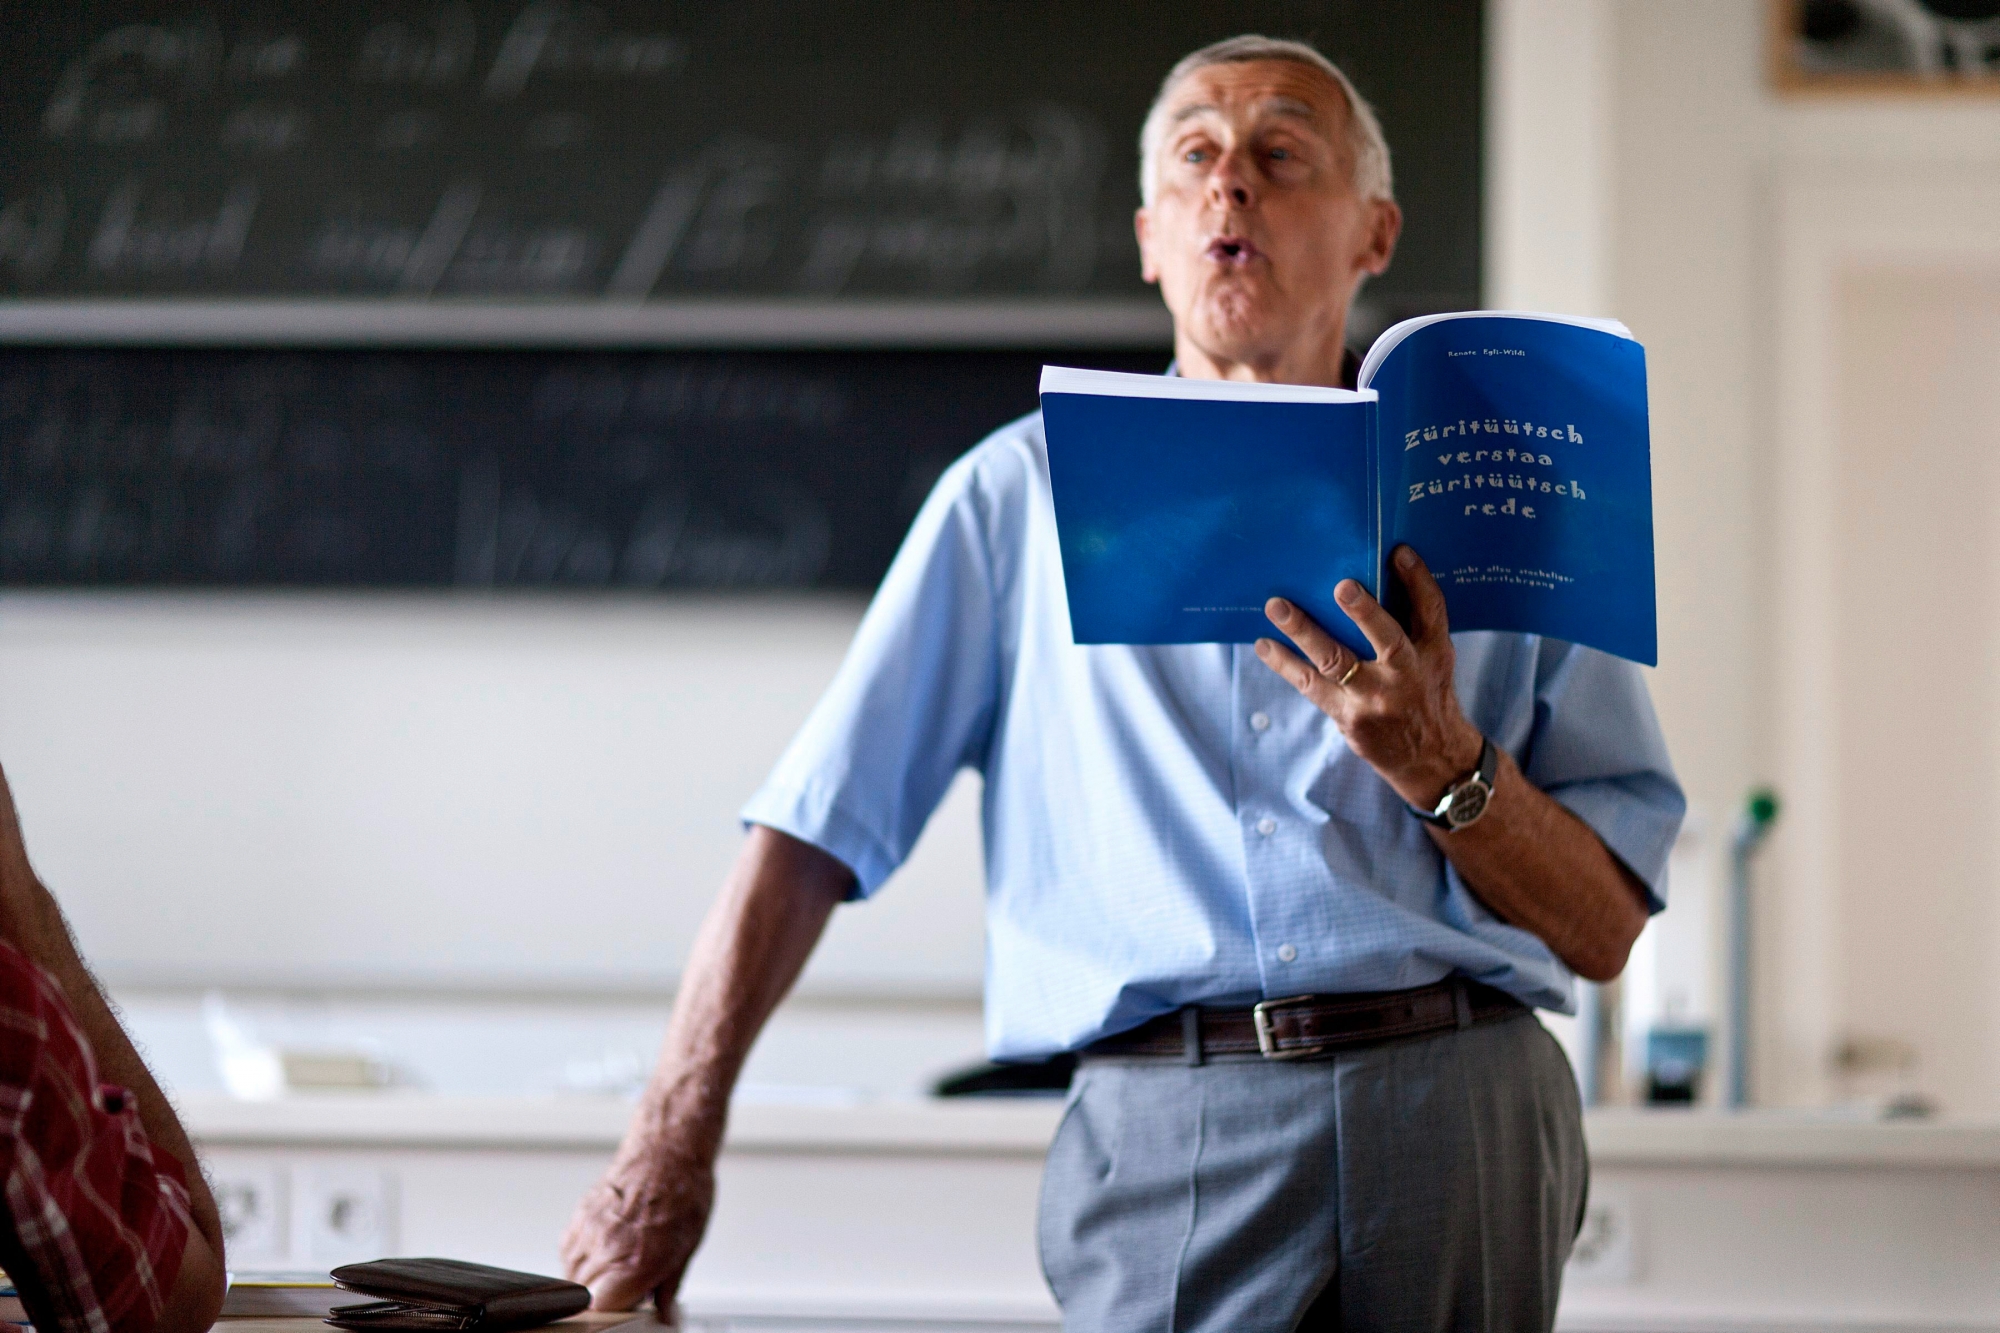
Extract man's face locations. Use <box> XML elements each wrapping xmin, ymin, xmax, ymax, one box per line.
<box><xmin>1136</xmin><ymin>60</ymin><xmax>1400</xmax><ymax>378</ymax></box>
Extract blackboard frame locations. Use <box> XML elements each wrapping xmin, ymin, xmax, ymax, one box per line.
<box><xmin>0</xmin><ymin>296</ymin><xmax>1172</xmax><ymax>348</ymax></box>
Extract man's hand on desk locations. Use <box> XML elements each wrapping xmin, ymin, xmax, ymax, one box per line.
<box><xmin>1255</xmin><ymin>544</ymin><xmax>1650</xmax><ymax>982</ymax></box>
<box><xmin>560</xmin><ymin>827</ymin><xmax>851</xmax><ymax>1315</ymax></box>
<box><xmin>559</xmin><ymin>1131</ymin><xmax>713</xmax><ymax>1318</ymax></box>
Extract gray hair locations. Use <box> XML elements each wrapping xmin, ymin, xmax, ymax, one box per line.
<box><xmin>1137</xmin><ymin>35</ymin><xmax>1394</xmax><ymax>208</ymax></box>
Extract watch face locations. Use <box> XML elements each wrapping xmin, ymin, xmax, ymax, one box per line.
<box><xmin>1445</xmin><ymin>782</ymin><xmax>1491</xmax><ymax>828</ymax></box>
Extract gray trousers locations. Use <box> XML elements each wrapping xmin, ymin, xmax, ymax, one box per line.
<box><xmin>1036</xmin><ymin>1010</ymin><xmax>1587</xmax><ymax>1333</ymax></box>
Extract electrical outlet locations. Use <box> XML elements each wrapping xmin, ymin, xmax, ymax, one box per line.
<box><xmin>209</xmin><ymin>1163</ymin><xmax>287</xmax><ymax>1265</ymax></box>
<box><xmin>295</xmin><ymin>1166</ymin><xmax>396</xmax><ymax>1265</ymax></box>
<box><xmin>1566</xmin><ymin>1182</ymin><xmax>1639</xmax><ymax>1285</ymax></box>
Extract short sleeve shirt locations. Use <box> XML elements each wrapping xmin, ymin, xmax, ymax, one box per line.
<box><xmin>743</xmin><ymin>409</ymin><xmax>1686</xmax><ymax>1059</ymax></box>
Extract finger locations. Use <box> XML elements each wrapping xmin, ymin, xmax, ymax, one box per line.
<box><xmin>568</xmin><ymin>1250</ymin><xmax>618</xmax><ymax>1300</ymax></box>
<box><xmin>587</xmin><ymin>1266</ymin><xmax>653</xmax><ymax>1312</ymax></box>
<box><xmin>1254</xmin><ymin>636</ymin><xmax>1334</xmax><ymax>704</ymax></box>
<box><xmin>565</xmin><ymin>1236</ymin><xmax>632</xmax><ymax>1302</ymax></box>
<box><xmin>1392</xmin><ymin>546</ymin><xmax>1451</xmax><ymax>647</ymax></box>
<box><xmin>1334</xmin><ymin>578</ymin><xmax>1411</xmax><ymax>665</ymax></box>
<box><xmin>1264</xmin><ymin>597</ymin><xmax>1352</xmax><ymax>678</ymax></box>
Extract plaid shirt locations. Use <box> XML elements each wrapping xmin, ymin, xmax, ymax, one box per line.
<box><xmin>0</xmin><ymin>941</ymin><xmax>193</xmax><ymax>1333</ymax></box>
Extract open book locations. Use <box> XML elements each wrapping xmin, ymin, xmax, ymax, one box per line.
<box><xmin>1039</xmin><ymin>311</ymin><xmax>1655</xmax><ymax>665</ymax></box>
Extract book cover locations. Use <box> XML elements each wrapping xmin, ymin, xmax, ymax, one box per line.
<box><xmin>1040</xmin><ymin>311</ymin><xmax>1656</xmax><ymax>665</ymax></box>
<box><xmin>1038</xmin><ymin>368</ymin><xmax>1378</xmax><ymax>655</ymax></box>
<box><xmin>1363</xmin><ymin>312</ymin><xmax>1655</xmax><ymax>665</ymax></box>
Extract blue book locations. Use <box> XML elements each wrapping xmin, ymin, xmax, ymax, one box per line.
<box><xmin>1040</xmin><ymin>311</ymin><xmax>1655</xmax><ymax>665</ymax></box>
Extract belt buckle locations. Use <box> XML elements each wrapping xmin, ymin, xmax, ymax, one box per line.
<box><xmin>1252</xmin><ymin>995</ymin><xmax>1324</xmax><ymax>1060</ymax></box>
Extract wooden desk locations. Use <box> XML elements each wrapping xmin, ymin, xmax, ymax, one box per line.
<box><xmin>219</xmin><ymin>1312</ymin><xmax>954</xmax><ymax>1333</ymax></box>
<box><xmin>219</xmin><ymin>1315</ymin><xmax>650</xmax><ymax>1333</ymax></box>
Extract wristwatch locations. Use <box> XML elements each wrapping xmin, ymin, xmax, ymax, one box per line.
<box><xmin>1412</xmin><ymin>736</ymin><xmax>1498</xmax><ymax>831</ymax></box>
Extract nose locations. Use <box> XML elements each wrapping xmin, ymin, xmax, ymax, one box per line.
<box><xmin>1204</xmin><ymin>147</ymin><xmax>1256</xmax><ymax>210</ymax></box>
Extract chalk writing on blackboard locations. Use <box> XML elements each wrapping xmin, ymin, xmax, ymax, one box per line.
<box><xmin>0</xmin><ymin>347</ymin><xmax>1167</xmax><ymax>590</ymax></box>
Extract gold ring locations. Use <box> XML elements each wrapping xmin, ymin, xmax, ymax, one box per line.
<box><xmin>1336</xmin><ymin>660</ymin><xmax>1362</xmax><ymax>687</ymax></box>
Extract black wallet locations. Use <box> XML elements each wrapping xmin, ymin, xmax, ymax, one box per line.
<box><xmin>324</xmin><ymin>1258</ymin><xmax>592</xmax><ymax>1332</ymax></box>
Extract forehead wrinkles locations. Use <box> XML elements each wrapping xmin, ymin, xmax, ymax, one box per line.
<box><xmin>1161</xmin><ymin>69</ymin><xmax>1347</xmax><ymax>156</ymax></box>
<box><xmin>1170</xmin><ymin>94</ymin><xmax>1322</xmax><ymax>130</ymax></box>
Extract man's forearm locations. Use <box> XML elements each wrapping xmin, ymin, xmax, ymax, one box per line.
<box><xmin>1419</xmin><ymin>739</ymin><xmax>1649</xmax><ymax>983</ymax></box>
<box><xmin>1256</xmin><ymin>565</ymin><xmax>1652</xmax><ymax>986</ymax></box>
<box><xmin>559</xmin><ymin>827</ymin><xmax>852</xmax><ymax>1310</ymax></box>
<box><xmin>627</xmin><ymin>826</ymin><xmax>851</xmax><ymax>1164</ymax></box>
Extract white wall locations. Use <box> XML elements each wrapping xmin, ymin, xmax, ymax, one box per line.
<box><xmin>1600</xmin><ymin>0</ymin><xmax>1770</xmax><ymax>1092</ymax></box>
<box><xmin>1491</xmin><ymin>0</ymin><xmax>2000</xmax><ymax>1111</ymax></box>
<box><xmin>1824</xmin><ymin>271</ymin><xmax>2000</xmax><ymax>1116</ymax></box>
<box><xmin>1487</xmin><ymin>0</ymin><xmax>1615</xmax><ymax>319</ymax></box>
<box><xmin>0</xmin><ymin>594</ymin><xmax>989</xmax><ymax>997</ymax></box>
<box><xmin>1599</xmin><ymin>0</ymin><xmax>2000</xmax><ymax>1109</ymax></box>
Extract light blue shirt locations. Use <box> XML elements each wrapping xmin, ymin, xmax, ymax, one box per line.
<box><xmin>742</xmin><ymin>409</ymin><xmax>1686</xmax><ymax>1060</ymax></box>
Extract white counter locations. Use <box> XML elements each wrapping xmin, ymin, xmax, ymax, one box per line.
<box><xmin>186</xmin><ymin>1093</ymin><xmax>2000</xmax><ymax>1332</ymax></box>
<box><xmin>1581</xmin><ymin>1106</ymin><xmax>2000</xmax><ymax>1168</ymax></box>
<box><xmin>182</xmin><ymin>1092</ymin><xmax>1057</xmax><ymax>1153</ymax></box>
<box><xmin>108</xmin><ymin>979</ymin><xmax>2000</xmax><ymax>1330</ymax></box>
<box><xmin>182</xmin><ymin>1090</ymin><xmax>2000</xmax><ymax>1165</ymax></box>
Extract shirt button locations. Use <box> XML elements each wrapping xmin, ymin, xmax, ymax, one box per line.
<box><xmin>1277</xmin><ymin>944</ymin><xmax>1298</xmax><ymax>963</ymax></box>
<box><xmin>1256</xmin><ymin>816</ymin><xmax>1278</xmax><ymax>837</ymax></box>
<box><xmin>1250</xmin><ymin>711</ymin><xmax>1271</xmax><ymax>732</ymax></box>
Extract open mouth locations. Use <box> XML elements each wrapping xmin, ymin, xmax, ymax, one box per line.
<box><xmin>1205</xmin><ymin>235</ymin><xmax>1261</xmax><ymax>265</ymax></box>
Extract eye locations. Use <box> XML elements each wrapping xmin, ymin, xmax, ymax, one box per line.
<box><xmin>1182</xmin><ymin>147</ymin><xmax>1208</xmax><ymax>164</ymax></box>
<box><xmin>1269</xmin><ymin>147</ymin><xmax>1291</xmax><ymax>161</ymax></box>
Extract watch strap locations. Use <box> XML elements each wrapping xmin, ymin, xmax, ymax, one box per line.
<box><xmin>1411</xmin><ymin>736</ymin><xmax>1497</xmax><ymax>830</ymax></box>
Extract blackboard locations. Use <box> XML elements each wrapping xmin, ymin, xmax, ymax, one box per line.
<box><xmin>0</xmin><ymin>1</ymin><xmax>1481</xmax><ymax>326</ymax></box>
<box><xmin>0</xmin><ymin>346</ymin><xmax>1164</xmax><ymax>589</ymax></box>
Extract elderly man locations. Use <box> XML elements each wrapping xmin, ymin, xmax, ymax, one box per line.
<box><xmin>563</xmin><ymin>34</ymin><xmax>1683</xmax><ymax>1332</ymax></box>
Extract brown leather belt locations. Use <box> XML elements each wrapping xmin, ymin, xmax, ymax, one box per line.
<box><xmin>1082</xmin><ymin>978</ymin><xmax>1527</xmax><ymax>1064</ymax></box>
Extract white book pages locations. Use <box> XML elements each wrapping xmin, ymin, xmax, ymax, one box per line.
<box><xmin>1357</xmin><ymin>309</ymin><xmax>1636</xmax><ymax>390</ymax></box>
<box><xmin>1039</xmin><ymin>364</ymin><xmax>1375</xmax><ymax>404</ymax></box>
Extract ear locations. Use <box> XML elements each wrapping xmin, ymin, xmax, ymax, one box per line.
<box><xmin>1135</xmin><ymin>207</ymin><xmax>1159</xmax><ymax>285</ymax></box>
<box><xmin>1358</xmin><ymin>198</ymin><xmax>1402</xmax><ymax>278</ymax></box>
